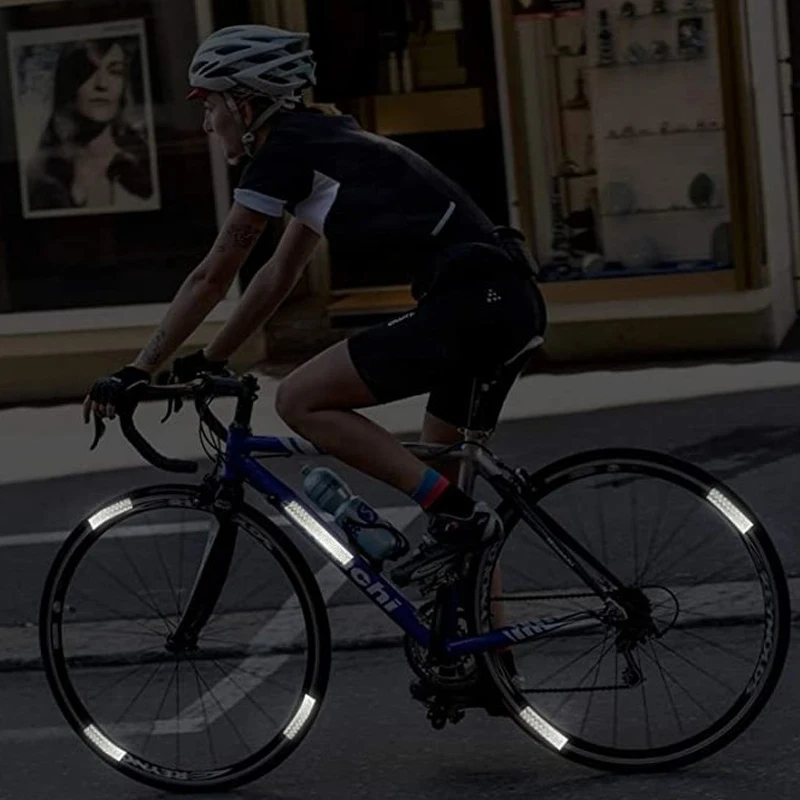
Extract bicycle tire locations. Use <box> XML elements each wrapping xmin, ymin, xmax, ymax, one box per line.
<box><xmin>473</xmin><ymin>448</ymin><xmax>790</xmax><ymax>773</ymax></box>
<box><xmin>39</xmin><ymin>484</ymin><xmax>332</xmax><ymax>793</ymax></box>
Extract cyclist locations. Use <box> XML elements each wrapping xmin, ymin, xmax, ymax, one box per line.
<box><xmin>84</xmin><ymin>25</ymin><xmax>547</xmax><ymax>683</ymax></box>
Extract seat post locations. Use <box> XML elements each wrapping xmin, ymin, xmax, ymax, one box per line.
<box><xmin>457</xmin><ymin>377</ymin><xmax>490</xmax><ymax>496</ymax></box>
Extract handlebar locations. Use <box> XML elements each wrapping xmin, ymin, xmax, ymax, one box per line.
<box><xmin>91</xmin><ymin>373</ymin><xmax>258</xmax><ymax>474</ymax></box>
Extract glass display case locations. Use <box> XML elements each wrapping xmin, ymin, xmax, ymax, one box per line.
<box><xmin>515</xmin><ymin>0</ymin><xmax>741</xmax><ymax>286</ymax></box>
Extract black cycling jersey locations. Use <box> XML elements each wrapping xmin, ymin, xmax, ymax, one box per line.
<box><xmin>235</xmin><ymin>109</ymin><xmax>497</xmax><ymax>281</ymax></box>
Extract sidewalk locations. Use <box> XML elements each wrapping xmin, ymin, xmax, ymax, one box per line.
<box><xmin>4</xmin><ymin>355</ymin><xmax>800</xmax><ymax>484</ymax></box>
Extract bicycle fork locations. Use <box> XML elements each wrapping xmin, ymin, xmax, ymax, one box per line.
<box><xmin>165</xmin><ymin>480</ymin><xmax>240</xmax><ymax>654</ymax></box>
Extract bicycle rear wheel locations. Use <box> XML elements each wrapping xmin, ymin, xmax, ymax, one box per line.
<box><xmin>474</xmin><ymin>448</ymin><xmax>790</xmax><ymax>772</ymax></box>
<box><xmin>39</xmin><ymin>485</ymin><xmax>331</xmax><ymax>793</ymax></box>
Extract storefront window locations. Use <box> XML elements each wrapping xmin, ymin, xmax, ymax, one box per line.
<box><xmin>514</xmin><ymin>0</ymin><xmax>734</xmax><ymax>283</ymax></box>
<box><xmin>0</xmin><ymin>0</ymin><xmax>219</xmax><ymax>314</ymax></box>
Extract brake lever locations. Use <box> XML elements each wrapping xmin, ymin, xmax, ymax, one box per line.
<box><xmin>90</xmin><ymin>413</ymin><xmax>106</xmax><ymax>451</ymax></box>
<box><xmin>159</xmin><ymin>374</ymin><xmax>185</xmax><ymax>424</ymax></box>
<box><xmin>160</xmin><ymin>395</ymin><xmax>184</xmax><ymax>424</ymax></box>
<box><xmin>160</xmin><ymin>398</ymin><xmax>173</xmax><ymax>424</ymax></box>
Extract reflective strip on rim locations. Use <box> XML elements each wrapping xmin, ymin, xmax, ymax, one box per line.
<box><xmin>88</xmin><ymin>499</ymin><xmax>133</xmax><ymax>531</ymax></box>
<box><xmin>84</xmin><ymin>724</ymin><xmax>126</xmax><ymax>762</ymax></box>
<box><xmin>519</xmin><ymin>707</ymin><xmax>568</xmax><ymax>751</ymax></box>
<box><xmin>283</xmin><ymin>694</ymin><xmax>316</xmax><ymax>740</ymax></box>
<box><xmin>707</xmin><ymin>489</ymin><xmax>754</xmax><ymax>535</ymax></box>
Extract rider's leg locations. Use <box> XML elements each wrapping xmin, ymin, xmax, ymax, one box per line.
<box><xmin>276</xmin><ymin>340</ymin><xmax>432</xmax><ymax>495</ymax></box>
<box><xmin>421</xmin><ymin>412</ymin><xmax>512</xmax><ymax>660</ymax></box>
<box><xmin>276</xmin><ymin>341</ymin><xmax>477</xmax><ymax>526</ymax></box>
<box><xmin>417</xmin><ymin>412</ymin><xmax>519</xmax><ymax>703</ymax></box>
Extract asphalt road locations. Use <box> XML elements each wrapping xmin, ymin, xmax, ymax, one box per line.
<box><xmin>0</xmin><ymin>642</ymin><xmax>797</xmax><ymax>800</ymax></box>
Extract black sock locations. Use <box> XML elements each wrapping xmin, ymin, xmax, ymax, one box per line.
<box><xmin>427</xmin><ymin>483</ymin><xmax>475</xmax><ymax>519</ymax></box>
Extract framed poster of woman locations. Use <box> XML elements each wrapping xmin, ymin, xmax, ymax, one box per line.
<box><xmin>8</xmin><ymin>18</ymin><xmax>161</xmax><ymax>219</ymax></box>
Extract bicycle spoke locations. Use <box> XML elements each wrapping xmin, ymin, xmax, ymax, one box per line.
<box><xmin>178</xmin><ymin>510</ymin><xmax>187</xmax><ymax>618</ymax></box>
<box><xmin>115</xmin><ymin>662</ymin><xmax>168</xmax><ymax>730</ymax></box>
<box><xmin>175</xmin><ymin>654</ymin><xmax>182</xmax><ymax>769</ymax></box>
<box><xmin>550</xmin><ymin>634</ymin><xmax>617</xmax><ymax>717</ymax></box>
<box><xmin>141</xmin><ymin>659</ymin><xmax>179</xmax><ymax>757</ymax></box>
<box><xmin>635</xmin><ymin>479</ymin><xmax>670</xmax><ymax>586</ymax></box>
<box><xmin>68</xmin><ymin>584</ymin><xmax>167</xmax><ymax>640</ymax></box>
<box><xmin>208</xmin><ymin>658</ymin><xmax>282</xmax><ymax>730</ymax></box>
<box><xmin>187</xmin><ymin>657</ymin><xmax>219</xmax><ymax>767</ymax></box>
<box><xmin>639</xmin><ymin>651</ymin><xmax>653</xmax><ymax>751</ymax></box>
<box><xmin>672</xmin><ymin>556</ymin><xmax>759</xmax><ymax>598</ymax></box>
<box><xmin>565</xmin><ymin>497</ymin><xmax>590</xmax><ymax>559</ymax></box>
<box><xmin>638</xmin><ymin>646</ymin><xmax>716</xmax><ymax>722</ymax></box>
<box><xmin>86</xmin><ymin>553</ymin><xmax>171</xmax><ymax>632</ymax></box>
<box><xmin>205</xmin><ymin>579</ymin><xmax>282</xmax><ymax>631</ymax></box>
<box><xmin>595</xmin><ymin>483</ymin><xmax>609</xmax><ymax>568</ymax></box>
<box><xmin>578</xmin><ymin>627</ymin><xmax>610</xmax><ymax>738</ymax></box>
<box><xmin>189</xmin><ymin>660</ymin><xmax>254</xmax><ymax>756</ymax></box>
<box><xmin>612</xmin><ymin>650</ymin><xmax>619</xmax><ymax>748</ymax></box>
<box><xmin>649</xmin><ymin>640</ymin><xmax>685</xmax><ymax>737</ymax></box>
<box><xmin>630</xmin><ymin>479</ymin><xmax>641</xmax><ymax>585</ymax></box>
<box><xmin>635</xmin><ymin>500</ymin><xmax>701</xmax><ymax>585</ymax></box>
<box><xmin>117</xmin><ymin>536</ymin><xmax>172</xmax><ymax>629</ymax></box>
<box><xmin>669</xmin><ymin>625</ymin><xmax>758</xmax><ymax>666</ymax></box>
<box><xmin>652</xmin><ymin>638</ymin><xmax>739</xmax><ymax>697</ymax></box>
<box><xmin>643</xmin><ymin>532</ymin><xmax>719</xmax><ymax>591</ymax></box>
<box><xmin>84</xmin><ymin>660</ymin><xmax>152</xmax><ymax>704</ymax></box>
<box><xmin>153</xmin><ymin>533</ymin><xmax>182</xmax><ymax>619</ymax></box>
<box><xmin>210</xmin><ymin>656</ymin><xmax>302</xmax><ymax>699</ymax></box>
<box><xmin>527</xmin><ymin>634</ymin><xmax>609</xmax><ymax>691</ymax></box>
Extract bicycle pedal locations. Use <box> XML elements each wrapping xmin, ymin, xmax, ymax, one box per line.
<box><xmin>421</xmin><ymin>695</ymin><xmax>467</xmax><ymax>730</ymax></box>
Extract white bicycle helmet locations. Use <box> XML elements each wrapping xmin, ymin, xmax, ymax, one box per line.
<box><xmin>188</xmin><ymin>25</ymin><xmax>317</xmax><ymax>155</ymax></box>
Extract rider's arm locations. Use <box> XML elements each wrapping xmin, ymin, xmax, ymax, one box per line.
<box><xmin>201</xmin><ymin>218</ymin><xmax>322</xmax><ymax>363</ymax></box>
<box><xmin>130</xmin><ymin>202</ymin><xmax>268</xmax><ymax>374</ymax></box>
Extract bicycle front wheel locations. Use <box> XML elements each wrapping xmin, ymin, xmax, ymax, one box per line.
<box><xmin>475</xmin><ymin>448</ymin><xmax>790</xmax><ymax>772</ymax></box>
<box><xmin>40</xmin><ymin>485</ymin><xmax>331</xmax><ymax>793</ymax></box>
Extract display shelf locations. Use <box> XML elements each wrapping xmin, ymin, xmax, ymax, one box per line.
<box><xmin>592</xmin><ymin>53</ymin><xmax>709</xmax><ymax>69</ymax></box>
<box><xmin>602</xmin><ymin>204</ymin><xmax>725</xmax><ymax>217</ymax></box>
<box><xmin>605</xmin><ymin>123</ymin><xmax>725</xmax><ymax>139</ymax></box>
<box><xmin>617</xmin><ymin>7</ymin><xmax>716</xmax><ymax>22</ymax></box>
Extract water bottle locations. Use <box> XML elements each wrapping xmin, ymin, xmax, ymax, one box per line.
<box><xmin>301</xmin><ymin>466</ymin><xmax>408</xmax><ymax>563</ymax></box>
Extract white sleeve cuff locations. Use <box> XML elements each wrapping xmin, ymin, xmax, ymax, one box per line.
<box><xmin>234</xmin><ymin>188</ymin><xmax>287</xmax><ymax>217</ymax></box>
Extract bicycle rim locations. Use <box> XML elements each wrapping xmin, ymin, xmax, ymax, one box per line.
<box><xmin>39</xmin><ymin>485</ymin><xmax>331</xmax><ymax>793</ymax></box>
<box><xmin>474</xmin><ymin>448</ymin><xmax>790</xmax><ymax>772</ymax></box>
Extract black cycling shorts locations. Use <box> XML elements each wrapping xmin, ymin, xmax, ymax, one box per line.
<box><xmin>347</xmin><ymin>243</ymin><xmax>548</xmax><ymax>430</ymax></box>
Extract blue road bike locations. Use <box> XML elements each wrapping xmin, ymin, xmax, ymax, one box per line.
<box><xmin>39</xmin><ymin>369</ymin><xmax>790</xmax><ymax>793</ymax></box>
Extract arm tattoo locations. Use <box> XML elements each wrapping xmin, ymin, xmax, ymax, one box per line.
<box><xmin>215</xmin><ymin>224</ymin><xmax>261</xmax><ymax>254</ymax></box>
<box><xmin>140</xmin><ymin>328</ymin><xmax>167</xmax><ymax>368</ymax></box>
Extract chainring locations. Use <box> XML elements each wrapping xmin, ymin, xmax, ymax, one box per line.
<box><xmin>403</xmin><ymin>601</ymin><xmax>480</xmax><ymax>692</ymax></box>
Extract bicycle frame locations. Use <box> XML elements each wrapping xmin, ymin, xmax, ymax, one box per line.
<box><xmin>213</xmin><ymin>426</ymin><xmax>608</xmax><ymax>659</ymax></box>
